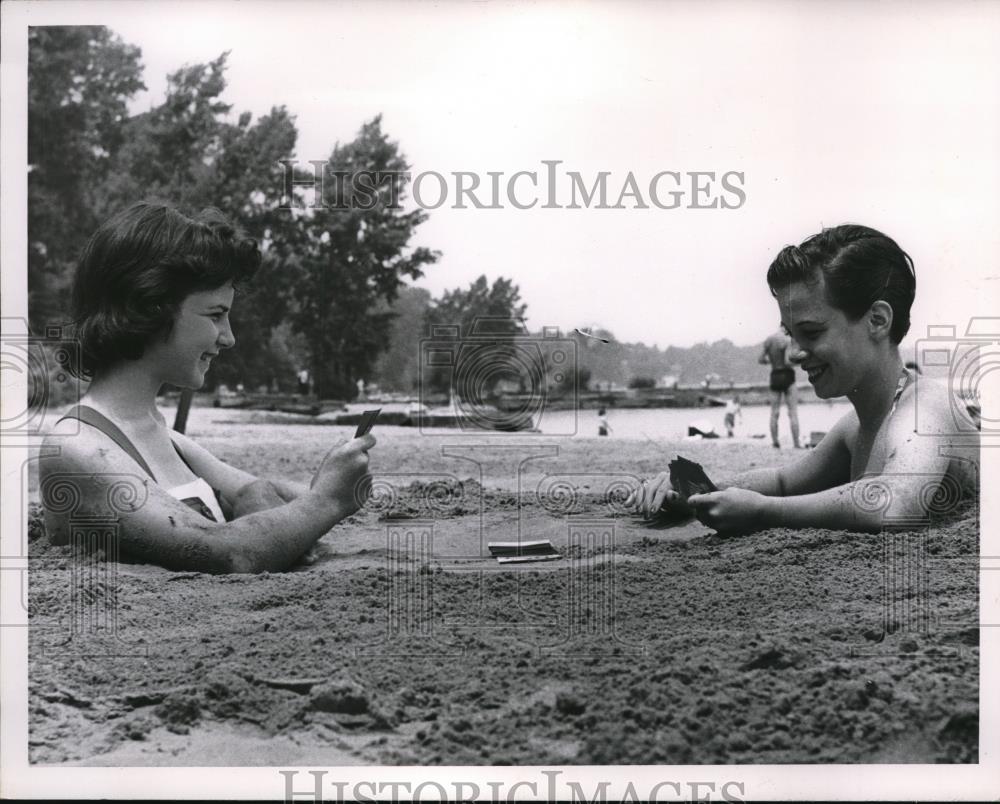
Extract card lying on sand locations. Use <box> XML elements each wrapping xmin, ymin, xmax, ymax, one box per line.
<box><xmin>668</xmin><ymin>456</ymin><xmax>718</xmax><ymax>500</ymax></box>
<box><xmin>354</xmin><ymin>408</ymin><xmax>381</xmax><ymax>438</ymax></box>
<box><xmin>488</xmin><ymin>540</ymin><xmax>561</xmax><ymax>564</ymax></box>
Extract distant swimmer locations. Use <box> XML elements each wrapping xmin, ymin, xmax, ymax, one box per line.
<box><xmin>724</xmin><ymin>395</ymin><xmax>742</xmax><ymax>438</ymax></box>
<box><xmin>760</xmin><ymin>327</ymin><xmax>801</xmax><ymax>448</ymax></box>
<box><xmin>597</xmin><ymin>407</ymin><xmax>612</xmax><ymax>437</ymax></box>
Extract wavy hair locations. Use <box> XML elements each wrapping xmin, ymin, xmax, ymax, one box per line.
<box><xmin>65</xmin><ymin>201</ymin><xmax>261</xmax><ymax>379</ymax></box>
<box><xmin>766</xmin><ymin>224</ymin><xmax>916</xmax><ymax>344</ymax></box>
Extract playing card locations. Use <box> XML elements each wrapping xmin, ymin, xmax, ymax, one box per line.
<box><xmin>354</xmin><ymin>408</ymin><xmax>381</xmax><ymax>438</ymax></box>
<box><xmin>488</xmin><ymin>540</ymin><xmax>561</xmax><ymax>563</ymax></box>
<box><xmin>668</xmin><ymin>456</ymin><xmax>718</xmax><ymax>500</ymax></box>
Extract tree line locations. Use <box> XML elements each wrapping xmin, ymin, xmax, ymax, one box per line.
<box><xmin>29</xmin><ymin>27</ymin><xmax>768</xmax><ymax>404</ymax></box>
<box><xmin>28</xmin><ymin>26</ymin><xmax>535</xmax><ymax>401</ymax></box>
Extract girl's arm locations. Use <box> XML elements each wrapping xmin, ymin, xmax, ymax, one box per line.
<box><xmin>169</xmin><ymin>430</ymin><xmax>309</xmax><ymax>512</ymax></box>
<box><xmin>634</xmin><ymin>411</ymin><xmax>854</xmax><ymax>519</ymax></box>
<box><xmin>228</xmin><ymin>477</ymin><xmax>309</xmax><ymax>517</ymax></box>
<box><xmin>758</xmin><ymin>481</ymin><xmax>891</xmax><ymax>531</ymax></box>
<box><xmin>690</xmin><ymin>387</ymin><xmax>968</xmax><ymax>533</ymax></box>
<box><xmin>41</xmin><ymin>426</ymin><xmax>374</xmax><ymax>573</ymax></box>
<box><xmin>696</xmin><ymin>470</ymin><xmax>941</xmax><ymax>534</ymax></box>
<box><xmin>720</xmin><ymin>411</ymin><xmax>854</xmax><ymax>495</ymax></box>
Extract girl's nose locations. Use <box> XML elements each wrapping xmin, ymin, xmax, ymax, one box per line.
<box><xmin>218</xmin><ymin>319</ymin><xmax>236</xmax><ymax>350</ymax></box>
<box><xmin>787</xmin><ymin>340</ymin><xmax>808</xmax><ymax>364</ymax></box>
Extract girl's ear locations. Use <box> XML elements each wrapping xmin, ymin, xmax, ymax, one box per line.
<box><xmin>867</xmin><ymin>300</ymin><xmax>894</xmax><ymax>341</ymax></box>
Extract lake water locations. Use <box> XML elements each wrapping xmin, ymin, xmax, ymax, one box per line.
<box><xmin>534</xmin><ymin>400</ymin><xmax>853</xmax><ymax>441</ymax></box>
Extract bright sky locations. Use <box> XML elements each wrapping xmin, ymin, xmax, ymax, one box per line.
<box><xmin>18</xmin><ymin>1</ymin><xmax>1000</xmax><ymax>348</ymax></box>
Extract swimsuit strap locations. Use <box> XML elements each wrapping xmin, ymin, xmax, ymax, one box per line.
<box><xmin>57</xmin><ymin>404</ymin><xmax>229</xmax><ymax>523</ymax></box>
<box><xmin>57</xmin><ymin>404</ymin><xmax>158</xmax><ymax>481</ymax></box>
<box><xmin>889</xmin><ymin>367</ymin><xmax>912</xmax><ymax>418</ymax></box>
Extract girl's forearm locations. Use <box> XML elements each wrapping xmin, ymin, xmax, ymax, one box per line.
<box><xmin>230</xmin><ymin>478</ymin><xmax>308</xmax><ymax>517</ymax></box>
<box><xmin>270</xmin><ymin>478</ymin><xmax>309</xmax><ymax>501</ymax></box>
<box><xmin>221</xmin><ymin>492</ymin><xmax>353</xmax><ymax>572</ymax></box>
<box><xmin>759</xmin><ymin>483</ymin><xmax>883</xmax><ymax>532</ymax></box>
<box><xmin>720</xmin><ymin>468</ymin><xmax>784</xmax><ymax>497</ymax></box>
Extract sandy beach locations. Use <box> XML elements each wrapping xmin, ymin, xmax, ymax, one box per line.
<box><xmin>26</xmin><ymin>409</ymin><xmax>979</xmax><ymax>765</ymax></box>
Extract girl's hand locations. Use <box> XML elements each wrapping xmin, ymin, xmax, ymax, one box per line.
<box><xmin>687</xmin><ymin>488</ymin><xmax>767</xmax><ymax>534</ymax></box>
<box><xmin>625</xmin><ymin>472</ymin><xmax>694</xmax><ymax>521</ymax></box>
<box><xmin>310</xmin><ymin>435</ymin><xmax>376</xmax><ymax>515</ymax></box>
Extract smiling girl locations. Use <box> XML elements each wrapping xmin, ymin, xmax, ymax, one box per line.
<box><xmin>40</xmin><ymin>202</ymin><xmax>374</xmax><ymax>572</ymax></box>
<box><xmin>632</xmin><ymin>224</ymin><xmax>978</xmax><ymax>532</ymax></box>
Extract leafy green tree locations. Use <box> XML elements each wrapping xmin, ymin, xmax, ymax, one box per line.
<box><xmin>370</xmin><ymin>285</ymin><xmax>433</xmax><ymax>392</ymax></box>
<box><xmin>28</xmin><ymin>26</ymin><xmax>145</xmax><ymax>332</ymax></box>
<box><xmin>289</xmin><ymin>117</ymin><xmax>439</xmax><ymax>399</ymax></box>
<box><xmin>424</xmin><ymin>276</ymin><xmax>528</xmax><ymax>398</ymax></box>
<box><xmin>428</xmin><ymin>275</ymin><xmax>527</xmax><ymax>337</ymax></box>
<box><xmin>29</xmin><ymin>35</ymin><xmax>440</xmax><ymax>399</ymax></box>
<box><xmin>94</xmin><ymin>53</ymin><xmax>305</xmax><ymax>391</ymax></box>
<box><xmin>558</xmin><ymin>365</ymin><xmax>592</xmax><ymax>393</ymax></box>
<box><xmin>628</xmin><ymin>376</ymin><xmax>656</xmax><ymax>389</ymax></box>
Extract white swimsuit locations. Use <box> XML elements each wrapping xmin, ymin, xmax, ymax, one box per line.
<box><xmin>166</xmin><ymin>477</ymin><xmax>227</xmax><ymax>523</ymax></box>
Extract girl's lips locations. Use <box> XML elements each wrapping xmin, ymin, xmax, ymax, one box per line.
<box><xmin>805</xmin><ymin>365</ymin><xmax>827</xmax><ymax>382</ymax></box>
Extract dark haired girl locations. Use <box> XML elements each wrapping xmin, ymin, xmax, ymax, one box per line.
<box><xmin>41</xmin><ymin>202</ymin><xmax>374</xmax><ymax>572</ymax></box>
<box><xmin>631</xmin><ymin>224</ymin><xmax>977</xmax><ymax>532</ymax></box>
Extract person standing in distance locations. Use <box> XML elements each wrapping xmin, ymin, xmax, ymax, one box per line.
<box><xmin>597</xmin><ymin>407</ymin><xmax>612</xmax><ymax>437</ymax></box>
<box><xmin>760</xmin><ymin>327</ymin><xmax>802</xmax><ymax>448</ymax></box>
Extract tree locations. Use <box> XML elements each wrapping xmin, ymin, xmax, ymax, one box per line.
<box><xmin>370</xmin><ymin>285</ymin><xmax>433</xmax><ymax>392</ymax></box>
<box><xmin>628</xmin><ymin>376</ymin><xmax>656</xmax><ymax>389</ymax></box>
<box><xmin>289</xmin><ymin>117</ymin><xmax>439</xmax><ymax>399</ymax></box>
<box><xmin>28</xmin><ymin>26</ymin><xmax>146</xmax><ymax>332</ymax></box>
<box><xmin>558</xmin><ymin>365</ymin><xmax>591</xmax><ymax>393</ymax></box>
<box><xmin>424</xmin><ymin>276</ymin><xmax>529</xmax><ymax>398</ymax></box>
<box><xmin>28</xmin><ymin>35</ymin><xmax>440</xmax><ymax>398</ymax></box>
<box><xmin>95</xmin><ymin>53</ymin><xmax>307</xmax><ymax>392</ymax></box>
<box><xmin>427</xmin><ymin>275</ymin><xmax>527</xmax><ymax>336</ymax></box>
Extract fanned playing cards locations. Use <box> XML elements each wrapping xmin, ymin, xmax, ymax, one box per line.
<box><xmin>668</xmin><ymin>456</ymin><xmax>718</xmax><ymax>500</ymax></box>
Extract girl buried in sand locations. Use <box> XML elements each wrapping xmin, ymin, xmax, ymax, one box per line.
<box><xmin>631</xmin><ymin>224</ymin><xmax>978</xmax><ymax>532</ymax></box>
<box><xmin>40</xmin><ymin>202</ymin><xmax>374</xmax><ymax>573</ymax></box>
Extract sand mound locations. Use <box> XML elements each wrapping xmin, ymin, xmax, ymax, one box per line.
<box><xmin>28</xmin><ymin>486</ymin><xmax>979</xmax><ymax>765</ymax></box>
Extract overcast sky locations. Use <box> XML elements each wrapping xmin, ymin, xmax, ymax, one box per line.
<box><xmin>18</xmin><ymin>1</ymin><xmax>1000</xmax><ymax>348</ymax></box>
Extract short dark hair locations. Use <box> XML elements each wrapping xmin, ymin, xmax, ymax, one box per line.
<box><xmin>766</xmin><ymin>224</ymin><xmax>916</xmax><ymax>344</ymax></box>
<box><xmin>66</xmin><ymin>201</ymin><xmax>261</xmax><ymax>379</ymax></box>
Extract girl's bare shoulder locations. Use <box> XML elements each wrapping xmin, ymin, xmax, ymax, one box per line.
<box><xmin>41</xmin><ymin>414</ymin><xmax>131</xmax><ymax>474</ymax></box>
<box><xmin>831</xmin><ymin>405</ymin><xmax>861</xmax><ymax>442</ymax></box>
<box><xmin>896</xmin><ymin>375</ymin><xmax>968</xmax><ymax>435</ymax></box>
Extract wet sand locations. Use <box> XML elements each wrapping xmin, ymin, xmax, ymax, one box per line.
<box><xmin>27</xmin><ymin>411</ymin><xmax>979</xmax><ymax>765</ymax></box>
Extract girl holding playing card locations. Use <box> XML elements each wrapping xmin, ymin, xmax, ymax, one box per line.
<box><xmin>40</xmin><ymin>201</ymin><xmax>375</xmax><ymax>572</ymax></box>
<box><xmin>631</xmin><ymin>224</ymin><xmax>978</xmax><ymax>533</ymax></box>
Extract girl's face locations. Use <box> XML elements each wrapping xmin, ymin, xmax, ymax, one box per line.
<box><xmin>776</xmin><ymin>278</ymin><xmax>876</xmax><ymax>400</ymax></box>
<box><xmin>147</xmin><ymin>283</ymin><xmax>236</xmax><ymax>389</ymax></box>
